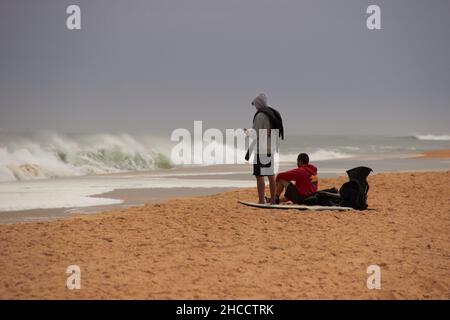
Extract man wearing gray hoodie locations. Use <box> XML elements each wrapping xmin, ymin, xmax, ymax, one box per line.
<box><xmin>247</xmin><ymin>93</ymin><xmax>277</xmax><ymax>204</ymax></box>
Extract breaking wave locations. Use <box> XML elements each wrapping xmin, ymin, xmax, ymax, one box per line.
<box><xmin>414</xmin><ymin>134</ymin><xmax>450</xmax><ymax>141</ymax></box>
<box><xmin>279</xmin><ymin>149</ymin><xmax>353</xmax><ymax>162</ymax></box>
<box><xmin>0</xmin><ymin>132</ymin><xmax>173</xmax><ymax>182</ymax></box>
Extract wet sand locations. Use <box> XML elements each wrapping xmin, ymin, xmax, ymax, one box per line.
<box><xmin>419</xmin><ymin>149</ymin><xmax>450</xmax><ymax>159</ymax></box>
<box><xmin>0</xmin><ymin>171</ymin><xmax>449</xmax><ymax>299</ymax></box>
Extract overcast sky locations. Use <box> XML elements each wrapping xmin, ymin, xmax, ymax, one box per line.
<box><xmin>0</xmin><ymin>0</ymin><xmax>449</xmax><ymax>136</ymax></box>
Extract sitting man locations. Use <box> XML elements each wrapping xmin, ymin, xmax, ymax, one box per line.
<box><xmin>275</xmin><ymin>153</ymin><xmax>318</xmax><ymax>204</ymax></box>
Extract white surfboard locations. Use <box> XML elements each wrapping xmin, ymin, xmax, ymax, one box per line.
<box><xmin>238</xmin><ymin>200</ymin><xmax>353</xmax><ymax>211</ymax></box>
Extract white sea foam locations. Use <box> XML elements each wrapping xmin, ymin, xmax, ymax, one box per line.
<box><xmin>279</xmin><ymin>149</ymin><xmax>353</xmax><ymax>162</ymax></box>
<box><xmin>414</xmin><ymin>134</ymin><xmax>450</xmax><ymax>141</ymax></box>
<box><xmin>0</xmin><ymin>175</ymin><xmax>255</xmax><ymax>212</ymax></box>
<box><xmin>0</xmin><ymin>132</ymin><xmax>172</xmax><ymax>182</ymax></box>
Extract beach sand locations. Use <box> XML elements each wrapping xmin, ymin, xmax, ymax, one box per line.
<box><xmin>419</xmin><ymin>149</ymin><xmax>450</xmax><ymax>159</ymax></box>
<box><xmin>0</xmin><ymin>171</ymin><xmax>449</xmax><ymax>299</ymax></box>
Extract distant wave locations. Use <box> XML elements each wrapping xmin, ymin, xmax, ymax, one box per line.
<box><xmin>279</xmin><ymin>149</ymin><xmax>353</xmax><ymax>162</ymax></box>
<box><xmin>414</xmin><ymin>134</ymin><xmax>450</xmax><ymax>141</ymax></box>
<box><xmin>0</xmin><ymin>132</ymin><xmax>172</xmax><ymax>182</ymax></box>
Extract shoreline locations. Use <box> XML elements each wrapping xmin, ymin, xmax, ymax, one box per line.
<box><xmin>0</xmin><ymin>170</ymin><xmax>449</xmax><ymax>299</ymax></box>
<box><xmin>0</xmin><ymin>187</ymin><xmax>238</xmax><ymax>224</ymax></box>
<box><xmin>0</xmin><ymin>150</ymin><xmax>449</xmax><ymax>224</ymax></box>
<box><xmin>3</xmin><ymin>167</ymin><xmax>450</xmax><ymax>225</ymax></box>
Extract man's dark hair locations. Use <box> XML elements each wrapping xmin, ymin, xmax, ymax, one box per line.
<box><xmin>297</xmin><ymin>153</ymin><xmax>309</xmax><ymax>165</ymax></box>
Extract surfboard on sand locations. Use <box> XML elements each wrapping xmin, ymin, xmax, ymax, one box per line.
<box><xmin>238</xmin><ymin>200</ymin><xmax>353</xmax><ymax>211</ymax></box>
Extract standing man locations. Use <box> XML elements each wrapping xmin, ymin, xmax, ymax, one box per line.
<box><xmin>246</xmin><ymin>93</ymin><xmax>284</xmax><ymax>204</ymax></box>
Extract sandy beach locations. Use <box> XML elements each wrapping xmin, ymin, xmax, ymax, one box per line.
<box><xmin>2</xmin><ymin>0</ymin><xmax>450</xmax><ymax>305</ymax></box>
<box><xmin>0</xmin><ymin>170</ymin><xmax>449</xmax><ymax>299</ymax></box>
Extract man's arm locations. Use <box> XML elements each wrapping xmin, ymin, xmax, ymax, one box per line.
<box><xmin>276</xmin><ymin>169</ymin><xmax>298</xmax><ymax>182</ymax></box>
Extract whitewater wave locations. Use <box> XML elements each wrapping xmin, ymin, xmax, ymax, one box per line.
<box><xmin>414</xmin><ymin>134</ymin><xmax>450</xmax><ymax>141</ymax></box>
<box><xmin>279</xmin><ymin>149</ymin><xmax>353</xmax><ymax>162</ymax></box>
<box><xmin>0</xmin><ymin>177</ymin><xmax>255</xmax><ymax>212</ymax></box>
<box><xmin>0</xmin><ymin>132</ymin><xmax>173</xmax><ymax>182</ymax></box>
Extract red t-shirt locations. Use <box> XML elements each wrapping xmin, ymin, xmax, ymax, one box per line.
<box><xmin>276</xmin><ymin>164</ymin><xmax>318</xmax><ymax>197</ymax></box>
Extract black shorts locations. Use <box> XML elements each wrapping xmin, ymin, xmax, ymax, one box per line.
<box><xmin>253</xmin><ymin>153</ymin><xmax>274</xmax><ymax>176</ymax></box>
<box><xmin>284</xmin><ymin>183</ymin><xmax>305</xmax><ymax>204</ymax></box>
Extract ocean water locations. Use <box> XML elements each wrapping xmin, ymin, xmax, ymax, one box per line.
<box><xmin>279</xmin><ymin>134</ymin><xmax>450</xmax><ymax>161</ymax></box>
<box><xmin>1</xmin><ymin>131</ymin><xmax>449</xmax><ymax>182</ymax></box>
<box><xmin>0</xmin><ymin>131</ymin><xmax>449</xmax><ymax>213</ymax></box>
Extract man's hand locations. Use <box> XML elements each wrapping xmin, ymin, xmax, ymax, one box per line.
<box><xmin>310</xmin><ymin>175</ymin><xmax>318</xmax><ymax>184</ymax></box>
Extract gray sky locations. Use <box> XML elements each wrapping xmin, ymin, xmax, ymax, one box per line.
<box><xmin>0</xmin><ymin>0</ymin><xmax>449</xmax><ymax>136</ymax></box>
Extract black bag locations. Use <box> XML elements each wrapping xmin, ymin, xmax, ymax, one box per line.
<box><xmin>339</xmin><ymin>166</ymin><xmax>372</xmax><ymax>210</ymax></box>
<box><xmin>302</xmin><ymin>188</ymin><xmax>340</xmax><ymax>206</ymax></box>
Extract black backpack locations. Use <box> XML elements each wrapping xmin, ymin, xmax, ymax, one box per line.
<box><xmin>303</xmin><ymin>187</ymin><xmax>341</xmax><ymax>206</ymax></box>
<box><xmin>339</xmin><ymin>166</ymin><xmax>373</xmax><ymax>210</ymax></box>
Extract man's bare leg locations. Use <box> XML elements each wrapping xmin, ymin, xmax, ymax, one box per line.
<box><xmin>268</xmin><ymin>175</ymin><xmax>276</xmax><ymax>204</ymax></box>
<box><xmin>276</xmin><ymin>179</ymin><xmax>291</xmax><ymax>203</ymax></box>
<box><xmin>276</xmin><ymin>179</ymin><xmax>285</xmax><ymax>197</ymax></box>
<box><xmin>256</xmin><ymin>176</ymin><xmax>266</xmax><ymax>204</ymax></box>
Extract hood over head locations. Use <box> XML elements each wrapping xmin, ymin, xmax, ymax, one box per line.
<box><xmin>252</xmin><ymin>93</ymin><xmax>268</xmax><ymax>110</ymax></box>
